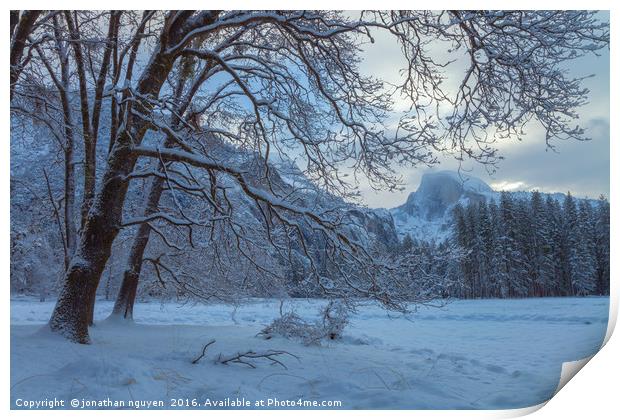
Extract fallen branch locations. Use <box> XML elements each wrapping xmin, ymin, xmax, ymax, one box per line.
<box><xmin>191</xmin><ymin>340</ymin><xmax>216</xmax><ymax>364</ymax></box>
<box><xmin>217</xmin><ymin>350</ymin><xmax>299</xmax><ymax>370</ymax></box>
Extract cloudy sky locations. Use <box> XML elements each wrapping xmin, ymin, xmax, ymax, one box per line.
<box><xmin>354</xmin><ymin>12</ymin><xmax>610</xmax><ymax>208</ymax></box>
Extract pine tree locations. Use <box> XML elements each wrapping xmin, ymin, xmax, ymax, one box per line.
<box><xmin>563</xmin><ymin>192</ymin><xmax>594</xmax><ymax>295</ymax></box>
<box><xmin>476</xmin><ymin>200</ymin><xmax>494</xmax><ymax>298</ymax></box>
<box><xmin>401</xmin><ymin>233</ymin><xmax>414</xmax><ymax>253</ymax></box>
<box><xmin>466</xmin><ymin>203</ymin><xmax>482</xmax><ymax>298</ymax></box>
<box><xmin>594</xmin><ymin>196</ymin><xmax>610</xmax><ymax>295</ymax></box>
<box><xmin>575</xmin><ymin>199</ymin><xmax>598</xmax><ymax>295</ymax></box>
<box><xmin>529</xmin><ymin>191</ymin><xmax>554</xmax><ymax>296</ymax></box>
<box><xmin>542</xmin><ymin>195</ymin><xmax>562</xmax><ymax>295</ymax></box>
<box><xmin>452</xmin><ymin>203</ymin><xmax>474</xmax><ymax>298</ymax></box>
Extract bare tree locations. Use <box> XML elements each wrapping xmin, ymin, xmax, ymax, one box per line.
<box><xmin>8</xmin><ymin>10</ymin><xmax>606</xmax><ymax>344</ymax></box>
<box><xmin>47</xmin><ymin>11</ymin><xmax>223</xmax><ymax>343</ymax></box>
<box><xmin>11</xmin><ymin>14</ymin><xmax>80</xmax><ymax>269</ymax></box>
<box><xmin>11</xmin><ymin>11</ymin><xmax>144</xmax><ymax>325</ymax></box>
<box><xmin>111</xmin><ymin>54</ymin><xmax>217</xmax><ymax>320</ymax></box>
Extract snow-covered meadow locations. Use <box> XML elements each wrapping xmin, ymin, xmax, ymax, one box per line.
<box><xmin>10</xmin><ymin>296</ymin><xmax>609</xmax><ymax>409</ymax></box>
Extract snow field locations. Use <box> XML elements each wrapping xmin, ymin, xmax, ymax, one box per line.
<box><xmin>10</xmin><ymin>296</ymin><xmax>609</xmax><ymax>409</ymax></box>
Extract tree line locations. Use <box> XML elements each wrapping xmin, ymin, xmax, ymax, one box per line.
<box><xmin>401</xmin><ymin>192</ymin><xmax>610</xmax><ymax>299</ymax></box>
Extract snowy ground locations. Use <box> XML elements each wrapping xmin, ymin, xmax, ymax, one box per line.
<box><xmin>10</xmin><ymin>296</ymin><xmax>609</xmax><ymax>409</ymax></box>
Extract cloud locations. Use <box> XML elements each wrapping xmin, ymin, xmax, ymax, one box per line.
<box><xmin>353</xmin><ymin>15</ymin><xmax>609</xmax><ymax>208</ymax></box>
<box><xmin>359</xmin><ymin>115</ymin><xmax>609</xmax><ymax>209</ymax></box>
<box><xmin>490</xmin><ymin>181</ymin><xmax>531</xmax><ymax>192</ymax></box>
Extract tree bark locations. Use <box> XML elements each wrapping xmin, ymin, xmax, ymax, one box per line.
<box><xmin>85</xmin><ymin>12</ymin><xmax>121</xmax><ymax>327</ymax></box>
<box><xmin>59</xmin><ymin>54</ymin><xmax>77</xmax><ymax>266</ymax></box>
<box><xmin>10</xmin><ymin>11</ymin><xmax>40</xmax><ymax>100</ymax></box>
<box><xmin>110</xmin><ymin>222</ymin><xmax>154</xmax><ymax>320</ymax></box>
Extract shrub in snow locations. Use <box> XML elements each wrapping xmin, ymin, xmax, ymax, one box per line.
<box><xmin>259</xmin><ymin>312</ymin><xmax>322</xmax><ymax>345</ymax></box>
<box><xmin>320</xmin><ymin>300</ymin><xmax>349</xmax><ymax>340</ymax></box>
<box><xmin>259</xmin><ymin>300</ymin><xmax>349</xmax><ymax>345</ymax></box>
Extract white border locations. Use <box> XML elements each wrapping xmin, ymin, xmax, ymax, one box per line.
<box><xmin>2</xmin><ymin>2</ymin><xmax>617</xmax><ymax>419</ymax></box>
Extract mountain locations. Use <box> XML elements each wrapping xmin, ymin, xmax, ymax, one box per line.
<box><xmin>389</xmin><ymin>171</ymin><xmax>493</xmax><ymax>242</ymax></box>
<box><xmin>388</xmin><ymin>170</ymin><xmax>584</xmax><ymax>243</ymax></box>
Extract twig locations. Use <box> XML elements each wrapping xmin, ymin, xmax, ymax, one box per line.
<box><xmin>42</xmin><ymin>169</ymin><xmax>67</xmax><ymax>266</ymax></box>
<box><xmin>217</xmin><ymin>350</ymin><xmax>299</xmax><ymax>370</ymax></box>
<box><xmin>191</xmin><ymin>339</ymin><xmax>216</xmax><ymax>364</ymax></box>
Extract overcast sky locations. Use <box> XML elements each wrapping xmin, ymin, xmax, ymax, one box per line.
<box><xmin>354</xmin><ymin>12</ymin><xmax>610</xmax><ymax>208</ymax></box>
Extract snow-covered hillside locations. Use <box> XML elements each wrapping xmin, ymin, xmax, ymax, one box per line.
<box><xmin>11</xmin><ymin>296</ymin><xmax>609</xmax><ymax>409</ymax></box>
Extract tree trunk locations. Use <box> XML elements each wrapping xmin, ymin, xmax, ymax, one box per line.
<box><xmin>64</xmin><ymin>12</ymin><xmax>96</xmax><ymax>230</ymax></box>
<box><xmin>87</xmin><ymin>287</ymin><xmax>97</xmax><ymax>326</ymax></box>
<box><xmin>82</xmin><ymin>12</ymin><xmax>121</xmax><ymax>240</ymax></box>
<box><xmin>61</xmin><ymin>106</ymin><xmax>77</xmax><ymax>268</ymax></box>
<box><xmin>10</xmin><ymin>11</ymin><xmax>40</xmax><ymax>100</ymax></box>
<box><xmin>48</xmin><ymin>136</ymin><xmax>139</xmax><ymax>342</ymax></box>
<box><xmin>111</xmin><ymin>175</ymin><xmax>165</xmax><ymax>320</ymax></box>
<box><xmin>113</xmin><ymin>271</ymin><xmax>140</xmax><ymax>320</ymax></box>
<box><xmin>37</xmin><ymin>15</ymin><xmax>78</xmax><ymax>269</ymax></box>
<box><xmin>111</xmin><ymin>238</ymin><xmax>147</xmax><ymax>320</ymax></box>
<box><xmin>57</xmin><ymin>39</ymin><xmax>77</xmax><ymax>267</ymax></box>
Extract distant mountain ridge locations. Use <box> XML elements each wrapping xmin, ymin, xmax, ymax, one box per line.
<box><xmin>264</xmin><ymin>163</ymin><xmax>587</xmax><ymax>246</ymax></box>
<box><xmin>388</xmin><ymin>170</ymin><xmax>579</xmax><ymax>242</ymax></box>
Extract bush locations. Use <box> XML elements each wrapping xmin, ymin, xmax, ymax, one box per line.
<box><xmin>259</xmin><ymin>300</ymin><xmax>349</xmax><ymax>345</ymax></box>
